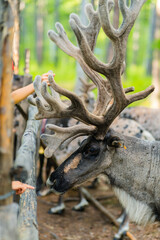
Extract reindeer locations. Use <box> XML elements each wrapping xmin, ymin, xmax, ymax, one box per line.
<box><xmin>29</xmin><ymin>0</ymin><xmax>159</xmax><ymax>238</ymax></box>
<box><xmin>120</xmin><ymin>107</ymin><xmax>160</xmax><ymax>141</ymax></box>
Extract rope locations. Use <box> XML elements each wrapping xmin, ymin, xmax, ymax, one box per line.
<box><xmin>0</xmin><ymin>190</ymin><xmax>15</xmax><ymax>201</ymax></box>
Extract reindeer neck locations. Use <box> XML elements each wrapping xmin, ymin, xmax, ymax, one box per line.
<box><xmin>104</xmin><ymin>137</ymin><xmax>160</xmax><ymax>224</ymax></box>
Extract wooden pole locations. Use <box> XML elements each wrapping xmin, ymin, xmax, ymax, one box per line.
<box><xmin>14</xmin><ymin>105</ymin><xmax>41</xmax><ymax>240</ymax></box>
<box><xmin>81</xmin><ymin>188</ymin><xmax>137</xmax><ymax>240</ymax></box>
<box><xmin>0</xmin><ymin>0</ymin><xmax>14</xmax><ymax>206</ymax></box>
<box><xmin>0</xmin><ymin>1</ymin><xmax>19</xmax><ymax>240</ymax></box>
<box><xmin>14</xmin><ymin>105</ymin><xmax>41</xmax><ymax>179</ymax></box>
<box><xmin>14</xmin><ymin>74</ymin><xmax>32</xmax><ymax>155</ymax></box>
<box><xmin>24</xmin><ymin>49</ymin><xmax>30</xmax><ymax>74</ymax></box>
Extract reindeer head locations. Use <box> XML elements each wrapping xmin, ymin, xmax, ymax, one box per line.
<box><xmin>46</xmin><ymin>129</ymin><xmax>126</xmax><ymax>193</ymax></box>
<box><xmin>29</xmin><ymin>0</ymin><xmax>154</xmax><ymax>195</ymax></box>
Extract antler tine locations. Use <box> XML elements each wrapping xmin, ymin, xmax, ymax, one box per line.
<box><xmin>31</xmin><ymin>72</ymin><xmax>105</xmax><ymax>125</ymax></box>
<box><xmin>74</xmin><ymin>0</ymin><xmax>148</xmax><ymax>78</ymax></box>
<box><xmin>99</xmin><ymin>0</ymin><xmax>146</xmax><ymax>40</ymax></box>
<box><xmin>28</xmin><ymin>75</ymin><xmax>50</xmax><ymax>109</ymax></box>
<box><xmin>98</xmin><ymin>0</ymin><xmax>119</xmax><ymax>40</ymax></box>
<box><xmin>30</xmin><ymin>75</ymin><xmax>67</xmax><ymax>120</ymax></box>
<box><xmin>48</xmin><ymin>23</ymin><xmax>79</xmax><ymax>58</ymax></box>
<box><xmin>41</xmin><ymin>124</ymin><xmax>96</xmax><ymax>158</ymax></box>
<box><xmin>43</xmin><ymin>73</ymin><xmax>105</xmax><ymax>125</ymax></box>
<box><xmin>70</xmin><ymin>17</ymin><xmax>114</xmax><ymax>77</ymax></box>
<box><xmin>48</xmin><ymin>21</ymin><xmax>109</xmax><ymax>94</ymax></box>
<box><xmin>70</xmin><ymin>3</ymin><xmax>101</xmax><ymax>51</ymax></box>
<box><xmin>117</xmin><ymin>0</ymin><xmax>147</xmax><ymax>37</ymax></box>
<box><xmin>128</xmin><ymin>85</ymin><xmax>155</xmax><ymax>104</ymax></box>
<box><xmin>27</xmin><ymin>95</ymin><xmax>36</xmax><ymax>106</ymax></box>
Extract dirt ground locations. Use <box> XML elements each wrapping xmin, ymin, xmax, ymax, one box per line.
<box><xmin>37</xmin><ymin>177</ymin><xmax>160</xmax><ymax>240</ymax></box>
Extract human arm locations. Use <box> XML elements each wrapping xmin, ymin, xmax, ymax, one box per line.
<box><xmin>11</xmin><ymin>83</ymin><xmax>35</xmax><ymax>104</ymax></box>
<box><xmin>12</xmin><ymin>181</ymin><xmax>35</xmax><ymax>195</ymax></box>
<box><xmin>11</xmin><ymin>72</ymin><xmax>55</xmax><ymax>104</ymax></box>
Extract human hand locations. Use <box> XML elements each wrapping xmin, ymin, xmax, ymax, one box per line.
<box><xmin>41</xmin><ymin>71</ymin><xmax>55</xmax><ymax>86</ymax></box>
<box><xmin>12</xmin><ymin>181</ymin><xmax>35</xmax><ymax>195</ymax></box>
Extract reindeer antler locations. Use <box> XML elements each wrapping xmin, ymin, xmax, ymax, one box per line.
<box><xmin>70</xmin><ymin>0</ymin><xmax>154</xmax><ymax>138</ymax></box>
<box><xmin>30</xmin><ymin>0</ymin><xmax>154</xmax><ymax>157</ymax></box>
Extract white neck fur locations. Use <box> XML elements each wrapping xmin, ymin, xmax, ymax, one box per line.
<box><xmin>113</xmin><ymin>187</ymin><xmax>156</xmax><ymax>225</ymax></box>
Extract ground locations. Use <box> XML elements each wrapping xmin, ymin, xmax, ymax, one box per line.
<box><xmin>37</xmin><ymin>177</ymin><xmax>160</xmax><ymax>240</ymax></box>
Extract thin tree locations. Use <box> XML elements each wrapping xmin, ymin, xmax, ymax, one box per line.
<box><xmin>146</xmin><ymin>3</ymin><xmax>156</xmax><ymax>76</ymax></box>
<box><xmin>106</xmin><ymin>0</ymin><xmax>119</xmax><ymax>62</ymax></box>
<box><xmin>12</xmin><ymin>0</ymin><xmax>20</xmax><ymax>74</ymax></box>
<box><xmin>35</xmin><ymin>0</ymin><xmax>44</xmax><ymax>64</ymax></box>
<box><xmin>75</xmin><ymin>0</ymin><xmax>90</xmax><ymax>95</ymax></box>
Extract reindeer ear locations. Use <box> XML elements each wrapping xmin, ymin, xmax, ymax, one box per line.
<box><xmin>107</xmin><ymin>136</ymin><xmax>127</xmax><ymax>149</ymax></box>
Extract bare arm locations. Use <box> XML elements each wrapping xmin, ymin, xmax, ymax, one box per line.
<box><xmin>11</xmin><ymin>72</ymin><xmax>55</xmax><ymax>104</ymax></box>
<box><xmin>11</xmin><ymin>83</ymin><xmax>35</xmax><ymax>104</ymax></box>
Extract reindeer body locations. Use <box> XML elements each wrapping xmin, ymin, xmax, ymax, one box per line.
<box><xmin>121</xmin><ymin>107</ymin><xmax>160</xmax><ymax>140</ymax></box>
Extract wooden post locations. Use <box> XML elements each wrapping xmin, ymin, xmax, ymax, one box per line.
<box><xmin>0</xmin><ymin>1</ymin><xmax>19</xmax><ymax>240</ymax></box>
<box><xmin>15</xmin><ymin>74</ymin><xmax>32</xmax><ymax>154</ymax></box>
<box><xmin>0</xmin><ymin>0</ymin><xmax>14</xmax><ymax>206</ymax></box>
<box><xmin>14</xmin><ymin>105</ymin><xmax>41</xmax><ymax>240</ymax></box>
<box><xmin>24</xmin><ymin>49</ymin><xmax>30</xmax><ymax>74</ymax></box>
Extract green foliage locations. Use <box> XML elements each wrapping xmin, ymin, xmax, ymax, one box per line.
<box><xmin>152</xmin><ymin>39</ymin><xmax>160</xmax><ymax>50</ymax></box>
<box><xmin>19</xmin><ymin>53</ymin><xmax>76</xmax><ymax>90</ymax></box>
<box><xmin>123</xmin><ymin>65</ymin><xmax>152</xmax><ymax>107</ymax></box>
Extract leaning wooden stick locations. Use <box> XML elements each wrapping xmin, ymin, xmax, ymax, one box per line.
<box><xmin>81</xmin><ymin>188</ymin><xmax>137</xmax><ymax>240</ymax></box>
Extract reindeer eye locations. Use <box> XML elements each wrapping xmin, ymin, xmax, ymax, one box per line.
<box><xmin>83</xmin><ymin>144</ymin><xmax>100</xmax><ymax>158</ymax></box>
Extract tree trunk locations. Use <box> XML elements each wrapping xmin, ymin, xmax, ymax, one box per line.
<box><xmin>53</xmin><ymin>0</ymin><xmax>60</xmax><ymax>65</ymax></box>
<box><xmin>24</xmin><ymin>49</ymin><xmax>30</xmax><ymax>74</ymax></box>
<box><xmin>0</xmin><ymin>1</ymin><xmax>19</xmax><ymax>240</ymax></box>
<box><xmin>106</xmin><ymin>0</ymin><xmax>119</xmax><ymax>62</ymax></box>
<box><xmin>75</xmin><ymin>0</ymin><xmax>90</xmax><ymax>95</ymax></box>
<box><xmin>12</xmin><ymin>0</ymin><xmax>20</xmax><ymax>74</ymax></box>
<box><xmin>91</xmin><ymin>0</ymin><xmax>95</xmax><ymax>9</ymax></box>
<box><xmin>146</xmin><ymin>4</ymin><xmax>156</xmax><ymax>76</ymax></box>
<box><xmin>0</xmin><ymin>0</ymin><xmax>14</xmax><ymax>206</ymax></box>
<box><xmin>132</xmin><ymin>20</ymin><xmax>140</xmax><ymax>65</ymax></box>
<box><xmin>35</xmin><ymin>0</ymin><xmax>44</xmax><ymax>64</ymax></box>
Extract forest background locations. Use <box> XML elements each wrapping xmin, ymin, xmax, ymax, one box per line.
<box><xmin>15</xmin><ymin>0</ymin><xmax>160</xmax><ymax>107</ymax></box>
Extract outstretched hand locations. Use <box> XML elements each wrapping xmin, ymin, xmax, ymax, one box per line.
<box><xmin>12</xmin><ymin>181</ymin><xmax>35</xmax><ymax>195</ymax></box>
<box><xmin>41</xmin><ymin>71</ymin><xmax>55</xmax><ymax>86</ymax></box>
